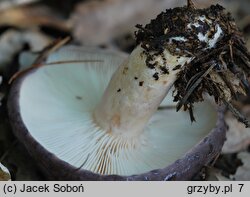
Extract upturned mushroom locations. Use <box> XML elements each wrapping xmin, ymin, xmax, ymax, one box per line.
<box><xmin>8</xmin><ymin>2</ymin><xmax>250</xmax><ymax>180</ymax></box>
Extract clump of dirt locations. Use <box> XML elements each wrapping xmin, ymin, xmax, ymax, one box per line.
<box><xmin>135</xmin><ymin>4</ymin><xmax>250</xmax><ymax>125</ymax></box>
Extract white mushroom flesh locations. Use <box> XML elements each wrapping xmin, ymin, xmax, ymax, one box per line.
<box><xmin>94</xmin><ymin>46</ymin><xmax>193</xmax><ymax>138</ymax></box>
<box><xmin>187</xmin><ymin>15</ymin><xmax>223</xmax><ymax>49</ymax></box>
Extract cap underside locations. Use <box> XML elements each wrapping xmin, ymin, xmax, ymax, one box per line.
<box><xmin>18</xmin><ymin>47</ymin><xmax>217</xmax><ymax>176</ymax></box>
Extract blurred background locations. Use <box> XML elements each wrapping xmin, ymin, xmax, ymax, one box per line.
<box><xmin>0</xmin><ymin>0</ymin><xmax>249</xmax><ymax>180</ymax></box>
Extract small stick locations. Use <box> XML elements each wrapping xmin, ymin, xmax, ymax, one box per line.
<box><xmin>32</xmin><ymin>36</ymin><xmax>72</xmax><ymax>66</ymax></box>
<box><xmin>177</xmin><ymin>64</ymin><xmax>214</xmax><ymax>111</ymax></box>
<box><xmin>9</xmin><ymin>37</ymin><xmax>71</xmax><ymax>84</ymax></box>
<box><xmin>158</xmin><ymin>105</ymin><xmax>176</xmax><ymax>110</ymax></box>
<box><xmin>44</xmin><ymin>60</ymin><xmax>104</xmax><ymax>66</ymax></box>
<box><xmin>223</xmin><ymin>100</ymin><xmax>250</xmax><ymax>128</ymax></box>
<box><xmin>209</xmin><ymin>153</ymin><xmax>221</xmax><ymax>167</ymax></box>
<box><xmin>185</xmin><ymin>70</ymin><xmax>204</xmax><ymax>91</ymax></box>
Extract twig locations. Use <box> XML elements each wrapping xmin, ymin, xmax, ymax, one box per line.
<box><xmin>9</xmin><ymin>36</ymin><xmax>71</xmax><ymax>84</ymax></box>
<box><xmin>177</xmin><ymin>64</ymin><xmax>214</xmax><ymax>111</ymax></box>
<box><xmin>158</xmin><ymin>105</ymin><xmax>176</xmax><ymax>110</ymax></box>
<box><xmin>223</xmin><ymin>99</ymin><xmax>250</xmax><ymax>128</ymax></box>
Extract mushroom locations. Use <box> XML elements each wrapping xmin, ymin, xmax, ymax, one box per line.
<box><xmin>8</xmin><ymin>3</ymin><xmax>237</xmax><ymax>181</ymax></box>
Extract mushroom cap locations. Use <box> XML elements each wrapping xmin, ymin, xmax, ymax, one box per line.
<box><xmin>8</xmin><ymin>46</ymin><xmax>226</xmax><ymax>180</ymax></box>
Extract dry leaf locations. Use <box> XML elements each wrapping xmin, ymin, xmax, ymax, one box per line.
<box><xmin>0</xmin><ymin>4</ymin><xmax>69</xmax><ymax>31</ymax></box>
<box><xmin>71</xmin><ymin>0</ymin><xmax>184</xmax><ymax>46</ymax></box>
<box><xmin>234</xmin><ymin>152</ymin><xmax>250</xmax><ymax>181</ymax></box>
<box><xmin>0</xmin><ymin>162</ymin><xmax>11</xmax><ymax>181</ymax></box>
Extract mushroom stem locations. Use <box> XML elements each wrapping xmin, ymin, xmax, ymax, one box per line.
<box><xmin>93</xmin><ymin>45</ymin><xmax>192</xmax><ymax>137</ymax></box>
